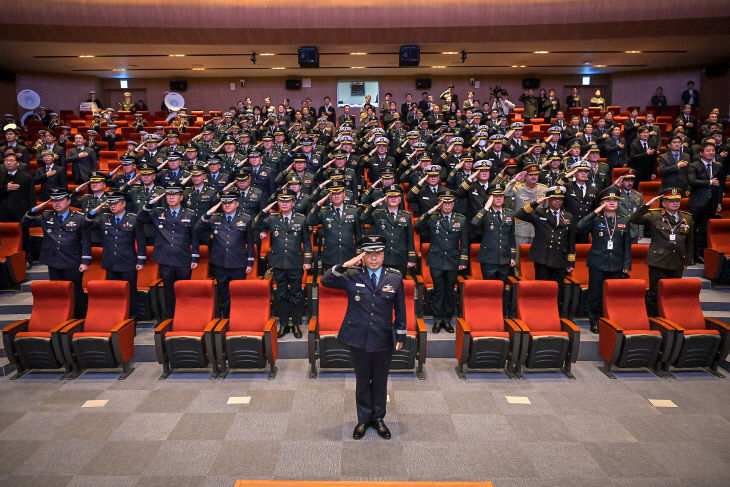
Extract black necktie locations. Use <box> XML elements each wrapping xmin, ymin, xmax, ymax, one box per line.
<box><xmin>227</xmin><ymin>215</ymin><xmax>232</xmax><ymax>223</ymax></box>
<box><xmin>115</xmin><ymin>216</ymin><xmax>121</xmax><ymax>225</ymax></box>
<box><xmin>553</xmin><ymin>211</ymin><xmax>559</xmax><ymax>225</ymax></box>
<box><xmin>607</xmin><ymin>216</ymin><xmax>614</xmax><ymax>227</ymax></box>
<box><xmin>58</xmin><ymin>213</ymin><xmax>64</xmax><ymax>223</ymax></box>
<box><xmin>335</xmin><ymin>207</ymin><xmax>341</xmax><ymax>220</ymax></box>
<box><xmin>495</xmin><ymin>211</ymin><xmax>502</xmax><ymax>224</ymax></box>
<box><xmin>371</xmin><ymin>272</ymin><xmax>377</xmax><ymax>288</ymax></box>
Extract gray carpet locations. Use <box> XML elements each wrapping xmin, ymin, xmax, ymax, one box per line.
<box><xmin>1</xmin><ymin>358</ymin><xmax>729</xmax><ymax>487</ymax></box>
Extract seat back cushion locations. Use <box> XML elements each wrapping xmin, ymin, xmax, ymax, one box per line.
<box><xmin>0</xmin><ymin>222</ymin><xmax>23</xmax><ymax>255</ymax></box>
<box><xmin>517</xmin><ymin>280</ymin><xmax>560</xmax><ymax>332</ymax></box>
<box><xmin>603</xmin><ymin>279</ymin><xmax>650</xmax><ymax>330</ymax></box>
<box><xmin>404</xmin><ymin>278</ymin><xmax>417</xmax><ymax>333</ymax></box>
<box><xmin>84</xmin><ymin>280</ymin><xmax>130</xmax><ymax>332</ymax></box>
<box><xmin>229</xmin><ymin>280</ymin><xmax>271</xmax><ymax>332</ymax></box>
<box><xmin>658</xmin><ymin>278</ymin><xmax>706</xmax><ymax>330</ymax></box>
<box><xmin>172</xmin><ymin>280</ymin><xmax>216</xmax><ymax>332</ymax></box>
<box><xmin>707</xmin><ymin>219</ymin><xmax>730</xmax><ymax>253</ymax></box>
<box><xmin>318</xmin><ymin>286</ymin><xmax>348</xmax><ymax>334</ymax></box>
<box><xmin>28</xmin><ymin>281</ymin><xmax>75</xmax><ymax>332</ymax></box>
<box><xmin>463</xmin><ymin>280</ymin><xmax>504</xmax><ymax>332</ymax></box>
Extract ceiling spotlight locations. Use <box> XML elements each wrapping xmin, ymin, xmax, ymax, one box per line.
<box><xmin>78</xmin><ymin>55</ymin><xmax>94</xmax><ymax>58</ymax></box>
<box><xmin>595</xmin><ymin>64</ymin><xmax>606</xmax><ymax>68</ymax></box>
<box><xmin>350</xmin><ymin>52</ymin><xmax>366</xmax><ymax>56</ymax></box>
<box><xmin>192</xmin><ymin>67</ymin><xmax>205</xmax><ymax>71</ymax></box>
<box><xmin>534</xmin><ymin>50</ymin><xmax>549</xmax><ymax>54</ymax></box>
<box><xmin>350</xmin><ymin>66</ymin><xmax>365</xmax><ymax>69</ymax></box>
<box><xmin>432</xmin><ymin>65</ymin><xmax>446</xmax><ymax>69</ymax></box>
<box><xmin>260</xmin><ymin>53</ymin><xmax>275</xmax><ymax>56</ymax></box>
<box><xmin>461</xmin><ymin>50</ymin><xmax>467</xmax><ymax>63</ymax></box>
<box><xmin>251</xmin><ymin>52</ymin><xmax>257</xmax><ymax>65</ymax></box>
<box><xmin>441</xmin><ymin>51</ymin><xmax>458</xmax><ymax>55</ymax></box>
<box><xmin>271</xmin><ymin>67</ymin><xmax>285</xmax><ymax>70</ymax></box>
<box><xmin>169</xmin><ymin>54</ymin><xmax>185</xmax><ymax>57</ymax></box>
<box><xmin>625</xmin><ymin>50</ymin><xmax>641</xmax><ymax>54</ymax></box>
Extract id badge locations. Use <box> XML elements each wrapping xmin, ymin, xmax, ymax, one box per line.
<box><xmin>607</xmin><ymin>240</ymin><xmax>613</xmax><ymax>250</ymax></box>
<box><xmin>669</xmin><ymin>233</ymin><xmax>676</xmax><ymax>242</ymax></box>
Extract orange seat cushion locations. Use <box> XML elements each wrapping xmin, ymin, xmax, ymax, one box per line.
<box><xmin>166</xmin><ymin>331</ymin><xmax>205</xmax><ymax>338</ymax></box>
<box><xmin>226</xmin><ymin>331</ymin><xmax>264</xmax><ymax>338</ymax></box>
<box><xmin>73</xmin><ymin>332</ymin><xmax>112</xmax><ymax>338</ymax></box>
<box><xmin>684</xmin><ymin>329</ymin><xmax>719</xmax><ymax>336</ymax></box>
<box><xmin>15</xmin><ymin>331</ymin><xmax>51</xmax><ymax>338</ymax></box>
<box><xmin>471</xmin><ymin>331</ymin><xmax>509</xmax><ymax>339</ymax></box>
<box><xmin>623</xmin><ymin>330</ymin><xmax>661</xmax><ymax>336</ymax></box>
<box><xmin>530</xmin><ymin>331</ymin><xmax>569</xmax><ymax>337</ymax></box>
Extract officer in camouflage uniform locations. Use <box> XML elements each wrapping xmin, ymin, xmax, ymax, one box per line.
<box><xmin>616</xmin><ymin>169</ymin><xmax>645</xmax><ymax>243</ymax></box>
<box><xmin>504</xmin><ymin>163</ymin><xmax>547</xmax><ymax>272</ymax></box>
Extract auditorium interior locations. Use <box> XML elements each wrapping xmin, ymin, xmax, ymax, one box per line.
<box><xmin>1</xmin><ymin>1</ymin><xmax>730</xmax><ymax>486</ymax></box>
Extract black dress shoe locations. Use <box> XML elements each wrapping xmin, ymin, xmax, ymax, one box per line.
<box><xmin>695</xmin><ymin>255</ymin><xmax>704</xmax><ymax>264</ymax></box>
<box><xmin>292</xmin><ymin>324</ymin><xmax>303</xmax><ymax>339</ymax></box>
<box><xmin>432</xmin><ymin>321</ymin><xmax>441</xmax><ymax>333</ymax></box>
<box><xmin>371</xmin><ymin>419</ymin><xmax>391</xmax><ymax>439</ymax></box>
<box><xmin>277</xmin><ymin>325</ymin><xmax>290</xmax><ymax>338</ymax></box>
<box><xmin>590</xmin><ymin>323</ymin><xmax>599</xmax><ymax>334</ymax></box>
<box><xmin>443</xmin><ymin>321</ymin><xmax>454</xmax><ymax>333</ymax></box>
<box><xmin>25</xmin><ymin>261</ymin><xmax>32</xmax><ymax>270</ymax></box>
<box><xmin>352</xmin><ymin>423</ymin><xmax>368</xmax><ymax>440</ymax></box>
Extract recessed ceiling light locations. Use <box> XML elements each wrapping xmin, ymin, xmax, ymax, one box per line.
<box><xmin>260</xmin><ymin>53</ymin><xmax>275</xmax><ymax>56</ymax></box>
<box><xmin>432</xmin><ymin>65</ymin><xmax>446</xmax><ymax>69</ymax></box>
<box><xmin>534</xmin><ymin>50</ymin><xmax>549</xmax><ymax>54</ymax></box>
<box><xmin>271</xmin><ymin>67</ymin><xmax>285</xmax><ymax>70</ymax></box>
<box><xmin>192</xmin><ymin>67</ymin><xmax>205</xmax><ymax>71</ymax></box>
<box><xmin>78</xmin><ymin>55</ymin><xmax>94</xmax><ymax>58</ymax></box>
<box><xmin>625</xmin><ymin>50</ymin><xmax>641</xmax><ymax>54</ymax></box>
<box><xmin>350</xmin><ymin>66</ymin><xmax>365</xmax><ymax>69</ymax></box>
<box><xmin>441</xmin><ymin>51</ymin><xmax>458</xmax><ymax>55</ymax></box>
<box><xmin>511</xmin><ymin>65</ymin><xmax>519</xmax><ymax>68</ymax></box>
<box><xmin>350</xmin><ymin>52</ymin><xmax>367</xmax><ymax>55</ymax></box>
<box><xmin>595</xmin><ymin>64</ymin><xmax>606</xmax><ymax>68</ymax></box>
<box><xmin>169</xmin><ymin>54</ymin><xmax>185</xmax><ymax>57</ymax></box>
<box><xmin>112</xmin><ymin>68</ymin><xmax>125</xmax><ymax>72</ymax></box>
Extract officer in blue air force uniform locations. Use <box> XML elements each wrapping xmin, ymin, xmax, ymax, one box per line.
<box><xmin>320</xmin><ymin>235</ymin><xmax>406</xmax><ymax>441</ymax></box>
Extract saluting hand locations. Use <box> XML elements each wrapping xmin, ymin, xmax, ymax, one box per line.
<box><xmin>372</xmin><ymin>196</ymin><xmax>387</xmax><ymax>207</ymax></box>
<box><xmin>206</xmin><ymin>202</ymin><xmax>222</xmax><ymax>216</ymax></box>
<box><xmin>484</xmin><ymin>195</ymin><xmax>494</xmax><ymax>210</ymax></box>
<box><xmin>594</xmin><ymin>202</ymin><xmax>606</xmax><ymax>214</ymax></box>
<box><xmin>32</xmin><ymin>199</ymin><xmax>51</xmax><ymax>212</ymax></box>
<box><xmin>317</xmin><ymin>193</ymin><xmax>331</xmax><ymax>207</ymax></box>
<box><xmin>263</xmin><ymin>201</ymin><xmax>278</xmax><ymax>213</ymax></box>
<box><xmin>343</xmin><ymin>252</ymin><xmax>366</xmax><ymax>268</ymax></box>
<box><xmin>515</xmin><ymin>170</ymin><xmax>527</xmax><ymax>182</ymax></box>
<box><xmin>150</xmin><ymin>193</ymin><xmax>165</xmax><ymax>205</ymax></box>
<box><xmin>428</xmin><ymin>201</ymin><xmax>443</xmax><ymax>215</ymax></box>
<box><xmin>92</xmin><ymin>201</ymin><xmax>107</xmax><ymax>213</ymax></box>
<box><xmin>646</xmin><ymin>195</ymin><xmax>662</xmax><ymax>206</ymax></box>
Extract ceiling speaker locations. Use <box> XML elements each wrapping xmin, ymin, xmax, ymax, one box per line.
<box><xmin>298</xmin><ymin>46</ymin><xmax>319</xmax><ymax>68</ymax></box>
<box><xmin>399</xmin><ymin>45</ymin><xmax>420</xmax><ymax>67</ymax></box>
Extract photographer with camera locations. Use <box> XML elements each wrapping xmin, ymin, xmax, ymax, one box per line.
<box><xmin>490</xmin><ymin>86</ymin><xmax>515</xmax><ymax>116</ymax></box>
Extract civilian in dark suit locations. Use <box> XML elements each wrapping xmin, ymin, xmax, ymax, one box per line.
<box><xmin>318</xmin><ymin>96</ymin><xmax>336</xmax><ymax>124</ymax></box>
<box><xmin>66</xmin><ymin>133</ymin><xmax>99</xmax><ymax>184</ymax></box>
<box><xmin>604</xmin><ymin>126</ymin><xmax>626</xmax><ymax>169</ymax></box>
<box><xmin>623</xmin><ymin>108</ymin><xmax>641</xmax><ymax>149</ymax></box>
<box><xmin>680</xmin><ymin>81</ymin><xmax>700</xmax><ymax>109</ymax></box>
<box><xmin>320</xmin><ymin>235</ymin><xmax>406</xmax><ymax>440</ymax></box>
<box><xmin>675</xmin><ymin>105</ymin><xmax>698</xmax><ymax>142</ymax></box>
<box><xmin>34</xmin><ymin>150</ymin><xmax>68</xmax><ymax>201</ymax></box>
<box><xmin>1</xmin><ymin>127</ymin><xmax>30</xmax><ymax>166</ymax></box>
<box><xmin>658</xmin><ymin>136</ymin><xmax>691</xmax><ymax>193</ymax></box>
<box><xmin>1</xmin><ymin>152</ymin><xmax>36</xmax><ymax>225</ymax></box>
<box><xmin>628</xmin><ymin>126</ymin><xmax>658</xmax><ymax>183</ymax></box>
<box><xmin>687</xmin><ymin>142</ymin><xmax>724</xmax><ymax>261</ymax></box>
<box><xmin>36</xmin><ymin>132</ymin><xmax>65</xmax><ymax>166</ymax></box>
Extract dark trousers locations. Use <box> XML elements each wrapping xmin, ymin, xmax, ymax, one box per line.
<box><xmin>159</xmin><ymin>264</ymin><xmax>191</xmax><ymax>318</ymax></box>
<box><xmin>534</xmin><ymin>263</ymin><xmax>566</xmax><ymax>310</ymax></box>
<box><xmin>647</xmin><ymin>265</ymin><xmax>682</xmax><ymax>317</ymax></box>
<box><xmin>575</xmin><ymin>231</ymin><xmax>590</xmax><ymax>244</ymax></box>
<box><xmin>588</xmin><ymin>268</ymin><xmax>625</xmax><ymax>325</ymax></box>
<box><xmin>430</xmin><ymin>267</ymin><xmax>458</xmax><ymax>322</ymax></box>
<box><xmin>480</xmin><ymin>263</ymin><xmax>510</xmax><ymax>283</ymax></box>
<box><xmin>106</xmin><ymin>269</ymin><xmax>139</xmax><ymax>319</ymax></box>
<box><xmin>630</xmin><ymin>162</ymin><xmax>653</xmax><ymax>184</ymax></box>
<box><xmin>351</xmin><ymin>346</ymin><xmax>392</xmax><ymax>424</ymax></box>
<box><xmin>273</xmin><ymin>268</ymin><xmax>303</xmax><ymax>327</ymax></box>
<box><xmin>48</xmin><ymin>266</ymin><xmax>85</xmax><ymax>318</ymax></box>
<box><xmin>690</xmin><ymin>203</ymin><xmax>714</xmax><ymax>259</ymax></box>
<box><xmin>213</xmin><ymin>265</ymin><xmax>246</xmax><ymax>318</ymax></box>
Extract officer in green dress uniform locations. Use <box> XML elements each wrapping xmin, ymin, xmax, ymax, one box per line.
<box><xmin>471</xmin><ymin>183</ymin><xmax>516</xmax><ymax>282</ymax></box>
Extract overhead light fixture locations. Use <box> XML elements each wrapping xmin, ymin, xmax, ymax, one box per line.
<box><xmin>112</xmin><ymin>68</ymin><xmax>125</xmax><ymax>72</ymax></box>
<box><xmin>441</xmin><ymin>51</ymin><xmax>458</xmax><ymax>55</ymax></box>
<box><xmin>271</xmin><ymin>67</ymin><xmax>285</xmax><ymax>70</ymax></box>
<box><xmin>520</xmin><ymin>65</ymin><xmax>526</xmax><ymax>68</ymax></box>
<box><xmin>534</xmin><ymin>50</ymin><xmax>549</xmax><ymax>54</ymax></box>
<box><xmin>259</xmin><ymin>53</ymin><xmax>275</xmax><ymax>56</ymax></box>
<box><xmin>595</xmin><ymin>64</ymin><xmax>606</xmax><ymax>68</ymax></box>
<box><xmin>169</xmin><ymin>54</ymin><xmax>185</xmax><ymax>57</ymax></box>
<box><xmin>625</xmin><ymin>50</ymin><xmax>641</xmax><ymax>54</ymax></box>
<box><xmin>350</xmin><ymin>66</ymin><xmax>365</xmax><ymax>69</ymax></box>
<box><xmin>192</xmin><ymin>67</ymin><xmax>205</xmax><ymax>71</ymax></box>
<box><xmin>432</xmin><ymin>65</ymin><xmax>446</xmax><ymax>69</ymax></box>
<box><xmin>119</xmin><ymin>80</ymin><xmax>128</xmax><ymax>89</ymax></box>
<box><xmin>350</xmin><ymin>52</ymin><xmax>366</xmax><ymax>55</ymax></box>
<box><xmin>511</xmin><ymin>65</ymin><xmax>519</xmax><ymax>68</ymax></box>
<box><xmin>582</xmin><ymin>76</ymin><xmax>591</xmax><ymax>86</ymax></box>
<box><xmin>78</xmin><ymin>55</ymin><xmax>94</xmax><ymax>58</ymax></box>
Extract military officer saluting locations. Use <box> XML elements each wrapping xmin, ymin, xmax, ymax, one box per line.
<box><xmin>85</xmin><ymin>191</ymin><xmax>147</xmax><ymax>319</ymax></box>
<box><xmin>156</xmin><ymin>153</ymin><xmax>190</xmax><ymax>188</ymax></box>
<box><xmin>576</xmin><ymin>187</ymin><xmax>632</xmax><ymax>333</ymax></box>
<box><xmin>183</xmin><ymin>164</ymin><xmax>218</xmax><ymax>244</ymax></box>
<box><xmin>471</xmin><ymin>184</ymin><xmax>516</xmax><ymax>282</ymax></box>
<box><xmin>361</xmin><ymin>184</ymin><xmax>417</xmax><ymax>275</ymax></box>
<box><xmin>515</xmin><ymin>186</ymin><xmax>576</xmax><ymax>310</ymax></box>
<box><xmin>417</xmin><ymin>189</ymin><xmax>469</xmax><ymax>333</ymax></box>
<box><xmin>138</xmin><ymin>182</ymin><xmax>200</xmax><ymax>318</ymax></box>
<box><xmin>320</xmin><ymin>235</ymin><xmax>406</xmax><ymax>440</ymax></box>
<box><xmin>253</xmin><ymin>189</ymin><xmax>313</xmax><ymax>338</ymax></box>
<box><xmin>73</xmin><ymin>171</ymin><xmax>111</xmax><ymax>247</ymax></box>
<box><xmin>232</xmin><ymin>168</ymin><xmax>265</xmax><ymax>217</ymax></box>
<box><xmin>307</xmin><ymin>180</ymin><xmax>361</xmax><ymax>271</ymax></box>
<box><xmin>615</xmin><ymin>169</ymin><xmax>644</xmax><ymax>243</ymax></box>
<box><xmin>504</xmin><ymin>163</ymin><xmax>547</xmax><ymax>271</ymax></box>
<box><xmin>22</xmin><ymin>189</ymin><xmax>91</xmax><ymax>317</ymax></box>
<box><xmin>194</xmin><ymin>190</ymin><xmax>255</xmax><ymax>318</ymax></box>
<box><xmin>630</xmin><ymin>187</ymin><xmax>693</xmax><ymax>316</ymax></box>
<box><xmin>124</xmin><ymin>163</ymin><xmax>165</xmax><ymax>243</ymax></box>
<box><xmin>562</xmin><ymin>161</ymin><xmax>598</xmax><ymax>243</ymax></box>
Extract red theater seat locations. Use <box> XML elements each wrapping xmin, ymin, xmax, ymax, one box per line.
<box><xmin>658</xmin><ymin>278</ymin><xmax>730</xmax><ymax>376</ymax></box>
<box><xmin>704</xmin><ymin>219</ymin><xmax>730</xmax><ymax>284</ymax></box>
<box><xmin>61</xmin><ymin>280</ymin><xmax>135</xmax><ymax>379</ymax></box>
<box><xmin>307</xmin><ymin>284</ymin><xmax>350</xmax><ymax>378</ymax></box>
<box><xmin>598</xmin><ymin>279</ymin><xmax>672</xmax><ymax>378</ymax></box>
<box><xmin>154</xmin><ymin>280</ymin><xmax>219</xmax><ymax>378</ymax></box>
<box><xmin>455</xmin><ymin>280</ymin><xmax>522</xmax><ymax>378</ymax></box>
<box><xmin>0</xmin><ymin>223</ymin><xmax>27</xmax><ymax>287</ymax></box>
<box><xmin>512</xmin><ymin>280</ymin><xmax>580</xmax><ymax>378</ymax></box>
<box><xmin>389</xmin><ymin>279</ymin><xmax>427</xmax><ymax>379</ymax></box>
<box><xmin>2</xmin><ymin>281</ymin><xmax>76</xmax><ymax>378</ymax></box>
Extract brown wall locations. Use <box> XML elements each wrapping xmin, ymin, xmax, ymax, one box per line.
<box><xmin>14</xmin><ymin>72</ymin><xmax>99</xmax><ymax>114</ymax></box>
<box><xmin>0</xmin><ymin>80</ymin><xmax>16</xmax><ymax>117</ymax></box>
<box><xmin>611</xmin><ymin>68</ymin><xmax>701</xmax><ymax>111</ymax></box>
<box><xmin>700</xmin><ymin>63</ymin><xmax>730</xmax><ymax>119</ymax></box>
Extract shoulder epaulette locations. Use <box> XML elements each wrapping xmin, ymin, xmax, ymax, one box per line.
<box><xmin>385</xmin><ymin>267</ymin><xmax>401</xmax><ymax>275</ymax></box>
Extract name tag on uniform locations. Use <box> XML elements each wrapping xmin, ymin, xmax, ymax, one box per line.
<box><xmin>539</xmin><ymin>217</ymin><xmax>547</xmax><ymax>221</ymax></box>
<box><xmin>607</xmin><ymin>240</ymin><xmax>614</xmax><ymax>250</ymax></box>
<box><xmin>669</xmin><ymin>233</ymin><xmax>676</xmax><ymax>242</ymax></box>
<box><xmin>355</xmin><ymin>283</ymin><xmax>366</xmax><ymax>287</ymax></box>
<box><xmin>382</xmin><ymin>284</ymin><xmax>395</xmax><ymax>293</ymax></box>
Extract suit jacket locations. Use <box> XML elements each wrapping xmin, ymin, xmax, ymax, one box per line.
<box><xmin>687</xmin><ymin>160</ymin><xmax>723</xmax><ymax>208</ymax></box>
<box><xmin>360</xmin><ymin>207</ymin><xmax>416</xmax><ymax>271</ymax></box>
<box><xmin>306</xmin><ymin>204</ymin><xmax>361</xmax><ymax>267</ymax></box>
<box><xmin>576</xmin><ymin>212</ymin><xmax>632</xmax><ymax>272</ymax></box>
<box><xmin>36</xmin><ymin>144</ymin><xmax>66</xmax><ymax>165</ymax></box>
<box><xmin>252</xmin><ymin>211</ymin><xmax>312</xmax><ymax>269</ymax></box>
<box><xmin>194</xmin><ymin>209</ymin><xmax>255</xmax><ymax>269</ymax></box>
<box><xmin>604</xmin><ymin>137</ymin><xmax>626</xmax><ymax>168</ymax></box>
<box><xmin>321</xmin><ymin>265</ymin><xmax>406</xmax><ymax>352</ymax></box>
<box><xmin>630</xmin><ymin>206</ymin><xmax>693</xmax><ymax>270</ymax></box>
<box><xmin>21</xmin><ymin>209</ymin><xmax>91</xmax><ymax>269</ymax></box>
<box><xmin>623</xmin><ymin>119</ymin><xmax>641</xmax><ymax>147</ymax></box>
<box><xmin>66</xmin><ymin>146</ymin><xmax>99</xmax><ymax>184</ymax></box>
<box><xmin>514</xmin><ymin>202</ymin><xmax>576</xmax><ymax>269</ymax></box>
<box><xmin>628</xmin><ymin>140</ymin><xmax>657</xmax><ymax>174</ymax></box>
<box><xmin>137</xmin><ymin>206</ymin><xmax>200</xmax><ymax>267</ymax></box>
<box><xmin>658</xmin><ymin>151</ymin><xmax>691</xmax><ymax>193</ymax></box>
<box><xmin>33</xmin><ymin>163</ymin><xmax>68</xmax><ymax>202</ymax></box>
<box><xmin>0</xmin><ymin>168</ymin><xmax>36</xmax><ymax>221</ymax></box>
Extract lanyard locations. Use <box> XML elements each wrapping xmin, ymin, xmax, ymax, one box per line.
<box><xmin>662</xmin><ymin>213</ymin><xmax>682</xmax><ymax>235</ymax></box>
<box><xmin>603</xmin><ymin>214</ymin><xmax>616</xmax><ymax>241</ymax></box>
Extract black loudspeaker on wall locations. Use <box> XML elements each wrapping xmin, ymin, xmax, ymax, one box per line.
<box><xmin>285</xmin><ymin>79</ymin><xmax>302</xmax><ymax>90</ymax></box>
<box><xmin>522</xmin><ymin>78</ymin><xmax>540</xmax><ymax>89</ymax></box>
<box><xmin>0</xmin><ymin>69</ymin><xmax>16</xmax><ymax>83</ymax></box>
<box><xmin>415</xmin><ymin>79</ymin><xmax>431</xmax><ymax>90</ymax></box>
<box><xmin>704</xmin><ymin>61</ymin><xmax>728</xmax><ymax>79</ymax></box>
<box><xmin>298</xmin><ymin>46</ymin><xmax>319</xmax><ymax>68</ymax></box>
<box><xmin>400</xmin><ymin>45</ymin><xmax>420</xmax><ymax>67</ymax></box>
<box><xmin>170</xmin><ymin>80</ymin><xmax>187</xmax><ymax>92</ymax></box>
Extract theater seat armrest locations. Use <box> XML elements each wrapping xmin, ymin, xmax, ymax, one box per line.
<box><xmin>599</xmin><ymin>318</ymin><xmax>623</xmax><ymax>332</ymax></box>
<box><xmin>510</xmin><ymin>318</ymin><xmax>529</xmax><ymax>332</ymax></box>
<box><xmin>155</xmin><ymin>319</ymin><xmax>173</xmax><ymax>334</ymax></box>
<box><xmin>705</xmin><ymin>318</ymin><xmax>730</xmax><ymax>334</ymax></box>
<box><xmin>204</xmin><ymin>319</ymin><xmax>219</xmax><ymax>333</ymax></box>
<box><xmin>561</xmin><ymin>318</ymin><xmax>581</xmax><ymax>363</ymax></box>
<box><xmin>215</xmin><ymin>319</ymin><xmax>229</xmax><ymax>333</ymax></box>
<box><xmin>507</xmin><ymin>275</ymin><xmax>523</xmax><ymax>285</ymax></box>
<box><xmin>263</xmin><ymin>317</ymin><xmax>277</xmax><ymax>333</ymax></box>
<box><xmin>307</xmin><ymin>317</ymin><xmax>318</xmax><ymax>333</ymax></box>
<box><xmin>564</xmin><ymin>276</ymin><xmax>580</xmax><ymax>286</ymax></box>
<box><xmin>504</xmin><ymin>319</ymin><xmax>522</xmax><ymax>334</ymax></box>
<box><xmin>650</xmin><ymin>317</ymin><xmax>681</xmax><ymax>331</ymax></box>
<box><xmin>2</xmin><ymin>319</ymin><xmax>29</xmax><ymax>334</ymax></box>
<box><xmin>414</xmin><ymin>274</ymin><xmax>424</xmax><ymax>285</ymax></box>
<box><xmin>110</xmin><ymin>319</ymin><xmax>135</xmax><ymax>333</ymax></box>
<box><xmin>456</xmin><ymin>317</ymin><xmax>471</xmax><ymax>334</ymax></box>
<box><xmin>415</xmin><ymin>317</ymin><xmax>427</xmax><ymax>334</ymax></box>
<box><xmin>58</xmin><ymin>319</ymin><xmax>84</xmax><ymax>334</ymax></box>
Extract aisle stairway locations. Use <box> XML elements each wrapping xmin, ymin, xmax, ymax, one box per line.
<box><xmin>2</xmin><ymin>264</ymin><xmax>729</xmax><ymax>376</ymax></box>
